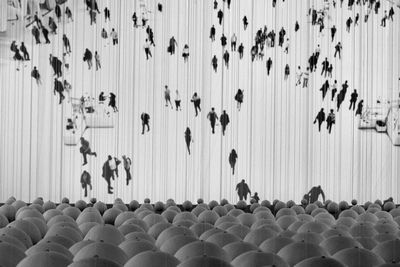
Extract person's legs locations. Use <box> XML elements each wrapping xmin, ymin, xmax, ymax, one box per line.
<box><xmin>142</xmin><ymin>123</ymin><xmax>145</xmax><ymax>134</ymax></box>
<box><xmin>82</xmin><ymin>152</ymin><xmax>88</xmax><ymax>165</ymax></box>
<box><xmin>146</xmin><ymin>123</ymin><xmax>150</xmax><ymax>132</ymax></box>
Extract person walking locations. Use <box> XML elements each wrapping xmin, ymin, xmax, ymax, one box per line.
<box><xmin>80</xmin><ymin>137</ymin><xmax>97</xmax><ymax>166</ymax></box>
<box><xmin>95</xmin><ymin>51</ymin><xmax>101</xmax><ymax>70</ymax></box>
<box><xmin>314</xmin><ymin>108</ymin><xmax>326</xmax><ymax>132</ymax></box>
<box><xmin>236</xmin><ymin>179</ymin><xmax>251</xmax><ymax>201</ymax></box>
<box><xmin>229</xmin><ymin>149</ymin><xmax>238</xmax><ymax>175</ymax></box>
<box><xmin>207</xmin><ymin>108</ymin><xmax>219</xmax><ymax>134</ymax></box>
<box><xmin>220</xmin><ymin>110</ymin><xmax>230</xmax><ymax>136</ymax></box>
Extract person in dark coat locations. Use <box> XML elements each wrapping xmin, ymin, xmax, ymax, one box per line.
<box><xmin>243</xmin><ymin>16</ymin><xmax>248</xmax><ymax>30</ymax></box>
<box><xmin>235</xmin><ymin>89</ymin><xmax>244</xmax><ymax>111</ymax></box>
<box><xmin>217</xmin><ymin>9</ymin><xmax>224</xmax><ymax>25</ymax></box>
<box><xmin>55</xmin><ymin>4</ymin><xmax>62</xmax><ymax>22</ymax></box>
<box><xmin>20</xmin><ymin>42</ymin><xmax>29</xmax><ymax>60</ymax></box>
<box><xmin>212</xmin><ymin>55</ymin><xmax>218</xmax><ymax>72</ymax></box>
<box><xmin>42</xmin><ymin>26</ymin><xmax>51</xmax><ymax>43</ymax></box>
<box><xmin>236</xmin><ymin>179</ymin><xmax>251</xmax><ymax>201</ymax></box>
<box><xmin>220</xmin><ymin>110</ymin><xmax>230</xmax><ymax>136</ymax></box>
<box><xmin>80</xmin><ymin>137</ymin><xmax>97</xmax><ymax>166</ymax></box>
<box><xmin>54</xmin><ymin>78</ymin><xmax>65</xmax><ymax>104</ymax></box>
<box><xmin>141</xmin><ymin>113</ymin><xmax>150</xmax><ymax>134</ymax></box>
<box><xmin>168</xmin><ymin>36</ymin><xmax>178</xmax><ymax>55</ymax></box>
<box><xmin>191</xmin><ymin>93</ymin><xmax>201</xmax><ymax>116</ymax></box>
<box><xmin>349</xmin><ymin>89</ymin><xmax>358</xmax><ymax>110</ymax></box>
<box><xmin>355</xmin><ymin>100</ymin><xmax>364</xmax><ymax>116</ymax></box>
<box><xmin>238</xmin><ymin>43</ymin><xmax>244</xmax><ymax>59</ymax></box>
<box><xmin>31</xmin><ymin>66</ymin><xmax>42</xmax><ymax>85</ymax></box>
<box><xmin>102</xmin><ymin>157</ymin><xmax>114</xmax><ymax>194</ymax></box>
<box><xmin>80</xmin><ymin>170</ymin><xmax>92</xmax><ymax>197</ymax></box>
<box><xmin>207</xmin><ymin>108</ymin><xmax>219</xmax><ymax>134</ymax></box>
<box><xmin>185</xmin><ymin>127</ymin><xmax>192</xmax><ymax>155</ymax></box>
<box><xmin>104</xmin><ymin>7</ymin><xmax>110</xmax><ymax>21</ymax></box>
<box><xmin>307</xmin><ymin>185</ymin><xmax>325</xmax><ymax>203</ymax></box>
<box><xmin>32</xmin><ymin>26</ymin><xmax>41</xmax><ymax>44</ymax></box>
<box><xmin>83</xmin><ymin>48</ymin><xmax>93</xmax><ymax>69</ymax></box>
<box><xmin>314</xmin><ymin>108</ymin><xmax>325</xmax><ymax>132</ymax></box>
<box><xmin>320</xmin><ymin>80</ymin><xmax>330</xmax><ymax>100</ymax></box>
<box><xmin>326</xmin><ymin>109</ymin><xmax>335</xmax><ymax>134</ymax></box>
<box><xmin>49</xmin><ymin>54</ymin><xmax>62</xmax><ymax>77</ymax></box>
<box><xmin>229</xmin><ymin>149</ymin><xmax>238</xmax><ymax>175</ymax></box>
<box><xmin>63</xmin><ymin>34</ymin><xmax>71</xmax><ymax>54</ymax></box>
<box><xmin>109</xmin><ymin>93</ymin><xmax>118</xmax><ymax>112</ymax></box>
<box><xmin>266</xmin><ymin>57</ymin><xmax>273</xmax><ymax>75</ymax></box>
<box><xmin>210</xmin><ymin>25</ymin><xmax>216</xmax><ymax>41</ymax></box>
<box><xmin>122</xmin><ymin>155</ymin><xmax>132</xmax><ymax>186</ymax></box>
<box><xmin>251</xmin><ymin>192</ymin><xmax>260</xmax><ymax>203</ymax></box>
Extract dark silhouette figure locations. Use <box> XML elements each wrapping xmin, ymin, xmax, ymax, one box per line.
<box><xmin>331</xmin><ymin>25</ymin><xmax>336</xmax><ymax>42</ymax></box>
<box><xmin>210</xmin><ymin>25</ymin><xmax>216</xmax><ymax>41</ymax></box>
<box><xmin>223</xmin><ymin>50</ymin><xmax>230</xmax><ymax>68</ymax></box>
<box><xmin>314</xmin><ymin>108</ymin><xmax>325</xmax><ymax>132</ymax></box>
<box><xmin>220</xmin><ymin>34</ymin><xmax>227</xmax><ymax>48</ymax></box>
<box><xmin>229</xmin><ymin>149</ymin><xmax>238</xmax><ymax>175</ymax></box>
<box><xmin>295</xmin><ymin>21</ymin><xmax>300</xmax><ymax>32</ymax></box>
<box><xmin>132</xmin><ymin>12</ymin><xmax>138</xmax><ymax>27</ymax></box>
<box><xmin>337</xmin><ymin>81</ymin><xmax>349</xmax><ymax>111</ymax></box>
<box><xmin>191</xmin><ymin>93</ymin><xmax>201</xmax><ymax>116</ymax></box>
<box><xmin>326</xmin><ymin>109</ymin><xmax>335</xmax><ymax>134</ymax></box>
<box><xmin>389</xmin><ymin>7</ymin><xmax>395</xmax><ymax>21</ymax></box>
<box><xmin>83</xmin><ymin>48</ymin><xmax>93</xmax><ymax>69</ymax></box>
<box><xmin>55</xmin><ymin>4</ymin><xmax>62</xmax><ymax>22</ymax></box>
<box><xmin>212</xmin><ymin>55</ymin><xmax>218</xmax><ymax>72</ymax></box>
<box><xmin>158</xmin><ymin>3</ymin><xmax>162</xmax><ymax>12</ymax></box>
<box><xmin>168</xmin><ymin>36</ymin><xmax>178</xmax><ymax>55</ymax></box>
<box><xmin>346</xmin><ymin>17</ymin><xmax>353</xmax><ymax>32</ymax></box>
<box><xmin>349</xmin><ymin>89</ymin><xmax>358</xmax><ymax>110</ymax></box>
<box><xmin>217</xmin><ymin>9</ymin><xmax>224</xmax><ymax>25</ymax></box>
<box><xmin>207</xmin><ymin>108</ymin><xmax>219</xmax><ymax>134</ymax></box>
<box><xmin>63</xmin><ymin>34</ymin><xmax>71</xmax><ymax>53</ymax></box>
<box><xmin>102</xmin><ymin>156</ymin><xmax>113</xmax><ymax>194</ymax></box>
<box><xmin>220</xmin><ymin>110</ymin><xmax>230</xmax><ymax>136</ymax></box>
<box><xmin>122</xmin><ymin>155</ymin><xmax>132</xmax><ymax>186</ymax></box>
<box><xmin>80</xmin><ymin>170</ymin><xmax>92</xmax><ymax>197</ymax></box>
<box><xmin>144</xmin><ymin>39</ymin><xmax>152</xmax><ymax>60</ymax></box>
<box><xmin>381</xmin><ymin>11</ymin><xmax>387</xmax><ymax>27</ymax></box>
<box><xmin>41</xmin><ymin>26</ymin><xmax>51</xmax><ymax>44</ymax></box>
<box><xmin>307</xmin><ymin>185</ymin><xmax>325</xmax><ymax>203</ymax></box>
<box><xmin>104</xmin><ymin>7</ymin><xmax>110</xmax><ymax>21</ymax></box>
<box><xmin>99</xmin><ymin>92</ymin><xmax>106</xmax><ymax>102</ymax></box>
<box><xmin>109</xmin><ymin>156</ymin><xmax>121</xmax><ymax>180</ymax></box>
<box><xmin>355</xmin><ymin>100</ymin><xmax>364</xmax><ymax>116</ymax></box>
<box><xmin>238</xmin><ymin>43</ymin><xmax>244</xmax><ymax>59</ymax></box>
<box><xmin>321</xmin><ymin>58</ymin><xmax>329</xmax><ymax>77</ymax></box>
<box><xmin>266</xmin><ymin>57</ymin><xmax>273</xmax><ymax>75</ymax></box>
<box><xmin>214</xmin><ymin>0</ymin><xmax>218</xmax><ymax>9</ymax></box>
<box><xmin>31</xmin><ymin>66</ymin><xmax>41</xmax><ymax>85</ymax></box>
<box><xmin>320</xmin><ymin>80</ymin><xmax>330</xmax><ymax>100</ymax></box>
<box><xmin>284</xmin><ymin>64</ymin><xmax>290</xmax><ymax>80</ymax></box>
<box><xmin>251</xmin><ymin>192</ymin><xmax>260</xmax><ymax>203</ymax></box>
<box><xmin>185</xmin><ymin>127</ymin><xmax>192</xmax><ymax>155</ymax></box>
<box><xmin>141</xmin><ymin>113</ymin><xmax>150</xmax><ymax>134</ymax></box>
<box><xmin>109</xmin><ymin>93</ymin><xmax>118</xmax><ymax>112</ymax></box>
<box><xmin>236</xmin><ymin>179</ymin><xmax>251</xmax><ymax>201</ymax></box>
<box><xmin>334</xmin><ymin>42</ymin><xmax>342</xmax><ymax>59</ymax></box>
<box><xmin>65</xmin><ymin>7</ymin><xmax>73</xmax><ymax>22</ymax></box>
<box><xmin>31</xmin><ymin>26</ymin><xmax>41</xmax><ymax>44</ymax></box>
<box><xmin>20</xmin><ymin>42</ymin><xmax>29</xmax><ymax>60</ymax></box>
<box><xmin>80</xmin><ymin>137</ymin><xmax>97</xmax><ymax>166</ymax></box>
<box><xmin>164</xmin><ymin>85</ymin><xmax>173</xmax><ymax>108</ymax></box>
<box><xmin>331</xmin><ymin>80</ymin><xmax>338</xmax><ymax>101</ymax></box>
<box><xmin>235</xmin><ymin>89</ymin><xmax>244</xmax><ymax>111</ymax></box>
<box><xmin>49</xmin><ymin>54</ymin><xmax>62</xmax><ymax>77</ymax></box>
<box><xmin>54</xmin><ymin>78</ymin><xmax>65</xmax><ymax>104</ymax></box>
<box><xmin>243</xmin><ymin>16</ymin><xmax>248</xmax><ymax>30</ymax></box>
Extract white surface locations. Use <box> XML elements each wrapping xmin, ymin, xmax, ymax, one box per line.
<box><xmin>0</xmin><ymin>0</ymin><xmax>399</xmax><ymax>203</ymax></box>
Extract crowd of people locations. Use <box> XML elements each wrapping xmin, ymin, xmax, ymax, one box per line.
<box><xmin>7</xmin><ymin>0</ymin><xmax>398</xmax><ymax>199</ymax></box>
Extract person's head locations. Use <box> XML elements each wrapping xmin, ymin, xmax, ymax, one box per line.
<box><xmin>95</xmin><ymin>51</ymin><xmax>98</xmax><ymax>54</ymax></box>
<box><xmin>34</xmin><ymin>66</ymin><xmax>37</xmax><ymax>70</ymax></box>
<box><xmin>80</xmin><ymin>137</ymin><xmax>84</xmax><ymax>141</ymax></box>
<box><xmin>102</xmin><ymin>28</ymin><xmax>105</xmax><ymax>32</ymax></box>
<box><xmin>112</xmin><ymin>28</ymin><xmax>115</xmax><ymax>31</ymax></box>
<box><xmin>306</xmin><ymin>67</ymin><xmax>309</xmax><ymax>71</ymax></box>
<box><xmin>321</xmin><ymin>108</ymin><xmax>324</xmax><ymax>111</ymax></box>
<box><xmin>354</xmin><ymin>89</ymin><xmax>357</xmax><ymax>92</ymax></box>
<box><xmin>184</xmin><ymin>44</ymin><xmax>188</xmax><ymax>48</ymax></box>
<box><xmin>241</xmin><ymin>179</ymin><xmax>245</xmax><ymax>183</ymax></box>
<box><xmin>193</xmin><ymin>92</ymin><xmax>197</xmax><ymax>97</ymax></box>
<box><xmin>318</xmin><ymin>185</ymin><xmax>321</xmax><ymax>189</ymax></box>
<box><xmin>345</xmin><ymin>80</ymin><xmax>348</xmax><ymax>83</ymax></box>
<box><xmin>330</xmin><ymin>109</ymin><xmax>334</xmax><ymax>113</ymax></box>
<box><xmin>254</xmin><ymin>192</ymin><xmax>258</xmax><ymax>196</ymax></box>
<box><xmin>211</xmin><ymin>107</ymin><xmax>215</xmax><ymax>111</ymax></box>
<box><xmin>223</xmin><ymin>110</ymin><xmax>226</xmax><ymax>113</ymax></box>
<box><xmin>165</xmin><ymin>85</ymin><xmax>168</xmax><ymax>89</ymax></box>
